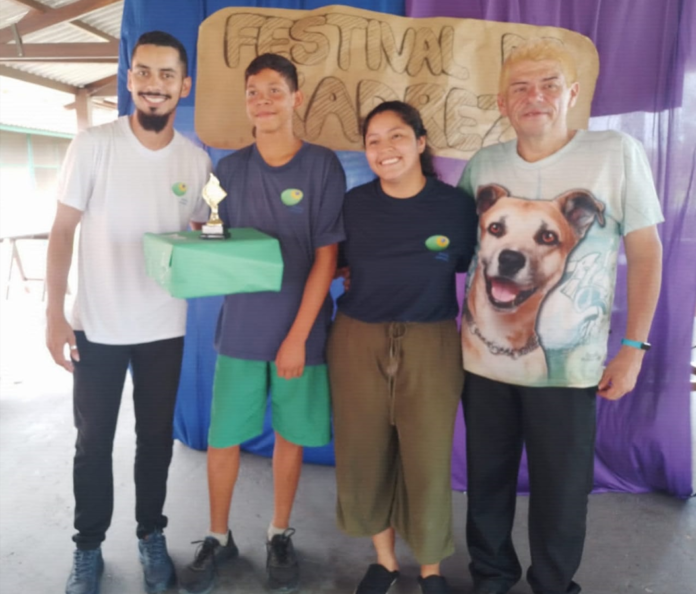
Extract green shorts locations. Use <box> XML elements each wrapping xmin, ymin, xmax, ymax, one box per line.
<box><xmin>208</xmin><ymin>355</ymin><xmax>331</xmax><ymax>449</ymax></box>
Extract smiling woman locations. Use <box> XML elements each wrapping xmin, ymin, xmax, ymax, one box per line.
<box><xmin>327</xmin><ymin>100</ymin><xmax>478</xmax><ymax>593</ymax></box>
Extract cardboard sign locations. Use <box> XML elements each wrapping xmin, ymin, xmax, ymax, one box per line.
<box><xmin>195</xmin><ymin>5</ymin><xmax>599</xmax><ymax>159</ymax></box>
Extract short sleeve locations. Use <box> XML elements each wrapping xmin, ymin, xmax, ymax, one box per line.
<box><xmin>190</xmin><ymin>153</ymin><xmax>213</xmax><ymax>224</ymax></box>
<box><xmin>457</xmin><ymin>153</ymin><xmax>480</xmax><ymax>198</ymax></box>
<box><xmin>620</xmin><ymin>134</ymin><xmax>664</xmax><ymax>235</ymax></box>
<box><xmin>56</xmin><ymin>130</ymin><xmax>96</xmax><ymax>212</ymax></box>
<box><xmin>456</xmin><ymin>187</ymin><xmax>479</xmax><ymax>272</ymax></box>
<box><xmin>313</xmin><ymin>151</ymin><xmax>346</xmax><ymax>249</ymax></box>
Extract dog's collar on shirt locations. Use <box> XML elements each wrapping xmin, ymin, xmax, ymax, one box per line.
<box><xmin>462</xmin><ymin>304</ymin><xmax>540</xmax><ymax>360</ymax></box>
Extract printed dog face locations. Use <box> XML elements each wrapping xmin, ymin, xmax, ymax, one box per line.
<box><xmin>475</xmin><ymin>184</ymin><xmax>605</xmax><ymax>311</ymax></box>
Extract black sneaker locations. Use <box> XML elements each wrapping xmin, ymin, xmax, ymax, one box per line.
<box><xmin>178</xmin><ymin>532</ymin><xmax>239</xmax><ymax>594</ymax></box>
<box><xmin>355</xmin><ymin>564</ymin><xmax>399</xmax><ymax>594</ymax></box>
<box><xmin>65</xmin><ymin>548</ymin><xmax>104</xmax><ymax>594</ymax></box>
<box><xmin>266</xmin><ymin>528</ymin><xmax>299</xmax><ymax>592</ymax></box>
<box><xmin>138</xmin><ymin>529</ymin><xmax>176</xmax><ymax>593</ymax></box>
<box><xmin>418</xmin><ymin>575</ymin><xmax>450</xmax><ymax>594</ymax></box>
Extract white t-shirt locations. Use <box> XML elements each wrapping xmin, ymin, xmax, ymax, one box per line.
<box><xmin>57</xmin><ymin>116</ymin><xmax>212</xmax><ymax>345</ymax></box>
<box><xmin>459</xmin><ymin>129</ymin><xmax>664</xmax><ymax>388</ymax></box>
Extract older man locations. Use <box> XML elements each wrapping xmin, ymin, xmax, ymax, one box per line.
<box><xmin>458</xmin><ymin>39</ymin><xmax>663</xmax><ymax>594</ymax></box>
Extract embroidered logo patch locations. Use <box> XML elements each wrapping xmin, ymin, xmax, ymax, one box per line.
<box><xmin>171</xmin><ymin>182</ymin><xmax>188</xmax><ymax>196</ymax></box>
<box><xmin>425</xmin><ymin>235</ymin><xmax>450</xmax><ymax>251</ymax></box>
<box><xmin>281</xmin><ymin>188</ymin><xmax>304</xmax><ymax>206</ymax></box>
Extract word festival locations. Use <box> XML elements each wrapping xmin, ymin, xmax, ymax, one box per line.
<box><xmin>223</xmin><ymin>11</ymin><xmax>510</xmax><ymax>154</ymax></box>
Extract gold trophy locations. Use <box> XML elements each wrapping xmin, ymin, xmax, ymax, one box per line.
<box><xmin>201</xmin><ymin>173</ymin><xmax>229</xmax><ymax>239</ymax></box>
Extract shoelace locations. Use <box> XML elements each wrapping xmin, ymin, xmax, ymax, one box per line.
<box><xmin>189</xmin><ymin>538</ymin><xmax>218</xmax><ymax>569</ymax></box>
<box><xmin>73</xmin><ymin>550</ymin><xmax>99</xmax><ymax>580</ymax></box>
<box><xmin>269</xmin><ymin>528</ymin><xmax>296</xmax><ymax>565</ymax></box>
<box><xmin>143</xmin><ymin>532</ymin><xmax>167</xmax><ymax>564</ymax></box>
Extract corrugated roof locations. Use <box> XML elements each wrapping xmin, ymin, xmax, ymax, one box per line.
<box><xmin>0</xmin><ymin>0</ymin><xmax>85</xmax><ymax>31</ymax></box>
<box><xmin>0</xmin><ymin>75</ymin><xmax>116</xmax><ymax>135</ymax></box>
<box><xmin>2</xmin><ymin>61</ymin><xmax>117</xmax><ymax>87</ymax></box>
<box><xmin>0</xmin><ymin>0</ymin><xmax>123</xmax><ymax>88</ymax></box>
<box><xmin>78</xmin><ymin>2</ymin><xmax>122</xmax><ymax>38</ymax></box>
<box><xmin>0</xmin><ymin>1</ymin><xmax>29</xmax><ymax>29</ymax></box>
<box><xmin>22</xmin><ymin>22</ymin><xmax>104</xmax><ymax>44</ymax></box>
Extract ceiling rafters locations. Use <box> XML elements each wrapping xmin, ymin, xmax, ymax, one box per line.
<box><xmin>0</xmin><ymin>0</ymin><xmax>121</xmax><ymax>44</ymax></box>
<box><xmin>8</xmin><ymin>0</ymin><xmax>119</xmax><ymax>42</ymax></box>
<box><xmin>84</xmin><ymin>73</ymin><xmax>117</xmax><ymax>95</ymax></box>
<box><xmin>0</xmin><ymin>63</ymin><xmax>78</xmax><ymax>93</ymax></box>
<box><xmin>0</xmin><ymin>41</ymin><xmax>119</xmax><ymax>61</ymax></box>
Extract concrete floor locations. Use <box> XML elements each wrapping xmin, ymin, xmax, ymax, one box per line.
<box><xmin>1</xmin><ymin>280</ymin><xmax>695</xmax><ymax>594</ymax></box>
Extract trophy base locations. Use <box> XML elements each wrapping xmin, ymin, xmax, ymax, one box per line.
<box><xmin>200</xmin><ymin>225</ymin><xmax>229</xmax><ymax>240</ymax></box>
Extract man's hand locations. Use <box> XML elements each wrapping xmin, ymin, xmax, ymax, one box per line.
<box><xmin>597</xmin><ymin>346</ymin><xmax>645</xmax><ymax>400</ymax></box>
<box><xmin>46</xmin><ymin>313</ymin><xmax>79</xmax><ymax>372</ymax></box>
<box><xmin>275</xmin><ymin>336</ymin><xmax>306</xmax><ymax>380</ymax></box>
<box><xmin>335</xmin><ymin>266</ymin><xmax>351</xmax><ymax>291</ymax></box>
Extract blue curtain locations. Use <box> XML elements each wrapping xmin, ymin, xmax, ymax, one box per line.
<box><xmin>119</xmin><ymin>0</ymin><xmax>695</xmax><ymax>494</ymax></box>
<box><xmin>119</xmin><ymin>0</ymin><xmax>402</xmax><ymax>464</ymax></box>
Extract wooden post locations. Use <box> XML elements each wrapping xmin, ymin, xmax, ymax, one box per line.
<box><xmin>75</xmin><ymin>88</ymin><xmax>92</xmax><ymax>131</ymax></box>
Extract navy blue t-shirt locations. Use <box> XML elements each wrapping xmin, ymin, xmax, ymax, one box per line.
<box><xmin>214</xmin><ymin>142</ymin><xmax>346</xmax><ymax>364</ymax></box>
<box><xmin>338</xmin><ymin>177</ymin><xmax>477</xmax><ymax>323</ymax></box>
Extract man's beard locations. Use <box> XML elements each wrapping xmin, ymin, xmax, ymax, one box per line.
<box><xmin>136</xmin><ymin>108</ymin><xmax>172</xmax><ymax>133</ymax></box>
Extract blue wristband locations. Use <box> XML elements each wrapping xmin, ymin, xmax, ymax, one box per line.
<box><xmin>621</xmin><ymin>338</ymin><xmax>651</xmax><ymax>351</ymax></box>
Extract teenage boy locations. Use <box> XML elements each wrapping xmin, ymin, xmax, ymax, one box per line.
<box><xmin>458</xmin><ymin>39</ymin><xmax>663</xmax><ymax>594</ymax></box>
<box><xmin>46</xmin><ymin>32</ymin><xmax>211</xmax><ymax>594</ymax></box>
<box><xmin>179</xmin><ymin>53</ymin><xmax>345</xmax><ymax>594</ymax></box>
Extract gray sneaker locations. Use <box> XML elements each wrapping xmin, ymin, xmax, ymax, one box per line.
<box><xmin>138</xmin><ymin>529</ymin><xmax>176</xmax><ymax>593</ymax></box>
<box><xmin>65</xmin><ymin>548</ymin><xmax>104</xmax><ymax>594</ymax></box>
<box><xmin>266</xmin><ymin>528</ymin><xmax>299</xmax><ymax>592</ymax></box>
<box><xmin>179</xmin><ymin>532</ymin><xmax>239</xmax><ymax>594</ymax></box>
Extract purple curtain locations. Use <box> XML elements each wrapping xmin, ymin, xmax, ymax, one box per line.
<box><xmin>408</xmin><ymin>0</ymin><xmax>696</xmax><ymax>497</ymax></box>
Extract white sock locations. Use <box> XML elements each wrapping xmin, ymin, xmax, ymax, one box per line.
<box><xmin>267</xmin><ymin>523</ymin><xmax>287</xmax><ymax>541</ymax></box>
<box><xmin>208</xmin><ymin>530</ymin><xmax>229</xmax><ymax>546</ymax></box>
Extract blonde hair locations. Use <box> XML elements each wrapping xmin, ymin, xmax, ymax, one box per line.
<box><xmin>499</xmin><ymin>38</ymin><xmax>578</xmax><ymax>92</ymax></box>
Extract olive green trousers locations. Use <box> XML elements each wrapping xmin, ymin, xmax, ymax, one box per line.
<box><xmin>327</xmin><ymin>312</ymin><xmax>464</xmax><ymax>565</ymax></box>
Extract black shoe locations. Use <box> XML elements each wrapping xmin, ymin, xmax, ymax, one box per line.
<box><xmin>65</xmin><ymin>548</ymin><xmax>104</xmax><ymax>594</ymax></box>
<box><xmin>138</xmin><ymin>529</ymin><xmax>176</xmax><ymax>593</ymax></box>
<box><xmin>266</xmin><ymin>528</ymin><xmax>299</xmax><ymax>592</ymax></box>
<box><xmin>355</xmin><ymin>564</ymin><xmax>400</xmax><ymax>594</ymax></box>
<box><xmin>178</xmin><ymin>532</ymin><xmax>239</xmax><ymax>594</ymax></box>
<box><xmin>418</xmin><ymin>575</ymin><xmax>450</xmax><ymax>594</ymax></box>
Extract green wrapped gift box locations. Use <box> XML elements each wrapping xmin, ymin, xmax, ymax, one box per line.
<box><xmin>143</xmin><ymin>229</ymin><xmax>283</xmax><ymax>299</ymax></box>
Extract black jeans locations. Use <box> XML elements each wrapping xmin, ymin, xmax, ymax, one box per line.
<box><xmin>462</xmin><ymin>373</ymin><xmax>597</xmax><ymax>594</ymax></box>
<box><xmin>71</xmin><ymin>331</ymin><xmax>184</xmax><ymax>550</ymax></box>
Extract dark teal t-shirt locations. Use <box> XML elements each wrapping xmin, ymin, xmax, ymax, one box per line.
<box><xmin>338</xmin><ymin>177</ymin><xmax>478</xmax><ymax>323</ymax></box>
<box><xmin>214</xmin><ymin>142</ymin><xmax>346</xmax><ymax>364</ymax></box>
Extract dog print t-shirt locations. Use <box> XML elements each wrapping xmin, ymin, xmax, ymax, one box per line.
<box><xmin>458</xmin><ymin>130</ymin><xmax>663</xmax><ymax>388</ymax></box>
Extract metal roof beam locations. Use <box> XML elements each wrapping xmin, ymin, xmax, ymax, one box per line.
<box><xmin>8</xmin><ymin>0</ymin><xmax>119</xmax><ymax>42</ymax></box>
<box><xmin>0</xmin><ymin>0</ymin><xmax>120</xmax><ymax>44</ymax></box>
<box><xmin>85</xmin><ymin>73</ymin><xmax>117</xmax><ymax>96</ymax></box>
<box><xmin>0</xmin><ymin>64</ymin><xmax>78</xmax><ymax>94</ymax></box>
<box><xmin>0</xmin><ymin>41</ymin><xmax>119</xmax><ymax>62</ymax></box>
<box><xmin>68</xmin><ymin>21</ymin><xmax>118</xmax><ymax>43</ymax></box>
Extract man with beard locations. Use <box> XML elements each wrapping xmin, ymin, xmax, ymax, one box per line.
<box><xmin>46</xmin><ymin>31</ymin><xmax>211</xmax><ymax>594</ymax></box>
